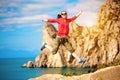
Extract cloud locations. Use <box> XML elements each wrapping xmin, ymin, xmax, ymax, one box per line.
<box><xmin>0</xmin><ymin>14</ymin><xmax>51</xmax><ymax>24</ymax></box>
<box><xmin>67</xmin><ymin>0</ymin><xmax>103</xmax><ymax>13</ymax></box>
<box><xmin>66</xmin><ymin>0</ymin><xmax>104</xmax><ymax>26</ymax></box>
<box><xmin>0</xmin><ymin>14</ymin><xmax>51</xmax><ymax>31</ymax></box>
<box><xmin>35</xmin><ymin>28</ymin><xmax>43</xmax><ymax>33</ymax></box>
<box><xmin>0</xmin><ymin>0</ymin><xmax>67</xmax><ymax>32</ymax></box>
<box><xmin>22</xmin><ymin>1</ymin><xmax>66</xmax><ymax>11</ymax></box>
<box><xmin>0</xmin><ymin>0</ymin><xmax>104</xmax><ymax>32</ymax></box>
<box><xmin>1</xmin><ymin>26</ymin><xmax>14</xmax><ymax>32</ymax></box>
<box><xmin>75</xmin><ymin>11</ymin><xmax>97</xmax><ymax>26</ymax></box>
<box><xmin>0</xmin><ymin>0</ymin><xmax>66</xmax><ymax>16</ymax></box>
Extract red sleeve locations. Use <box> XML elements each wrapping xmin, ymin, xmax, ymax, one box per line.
<box><xmin>47</xmin><ymin>19</ymin><xmax>58</xmax><ymax>23</ymax></box>
<box><xmin>68</xmin><ymin>16</ymin><xmax>77</xmax><ymax>21</ymax></box>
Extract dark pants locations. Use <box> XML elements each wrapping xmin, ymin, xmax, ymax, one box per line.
<box><xmin>52</xmin><ymin>36</ymin><xmax>75</xmax><ymax>54</ymax></box>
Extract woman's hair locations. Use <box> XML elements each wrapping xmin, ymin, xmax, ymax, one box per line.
<box><xmin>57</xmin><ymin>14</ymin><xmax>61</xmax><ymax>18</ymax></box>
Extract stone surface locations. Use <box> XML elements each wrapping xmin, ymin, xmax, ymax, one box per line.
<box><xmin>27</xmin><ymin>61</ymin><xmax>34</xmax><ymax>68</ymax></box>
<box><xmin>22</xmin><ymin>64</ymin><xmax>27</xmax><ymax>68</ymax></box>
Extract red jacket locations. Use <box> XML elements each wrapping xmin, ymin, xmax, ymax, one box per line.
<box><xmin>47</xmin><ymin>16</ymin><xmax>77</xmax><ymax>37</ymax></box>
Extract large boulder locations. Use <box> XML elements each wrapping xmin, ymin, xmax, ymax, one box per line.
<box><xmin>22</xmin><ymin>61</ymin><xmax>34</xmax><ymax>68</ymax></box>
<box><xmin>27</xmin><ymin>61</ymin><xmax>34</xmax><ymax>68</ymax></box>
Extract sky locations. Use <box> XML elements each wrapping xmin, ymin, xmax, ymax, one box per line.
<box><xmin>0</xmin><ymin>0</ymin><xmax>104</xmax><ymax>58</ymax></box>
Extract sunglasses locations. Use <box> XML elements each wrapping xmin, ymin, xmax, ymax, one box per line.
<box><xmin>61</xmin><ymin>13</ymin><xmax>67</xmax><ymax>15</ymax></box>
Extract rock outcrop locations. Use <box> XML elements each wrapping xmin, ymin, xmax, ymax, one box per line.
<box><xmin>29</xmin><ymin>65</ymin><xmax>120</xmax><ymax>80</ymax></box>
<box><xmin>22</xmin><ymin>61</ymin><xmax>34</xmax><ymax>68</ymax></box>
<box><xmin>23</xmin><ymin>0</ymin><xmax>120</xmax><ymax>68</ymax></box>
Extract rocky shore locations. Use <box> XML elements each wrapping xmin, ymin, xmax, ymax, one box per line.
<box><xmin>29</xmin><ymin>65</ymin><xmax>120</xmax><ymax>80</ymax></box>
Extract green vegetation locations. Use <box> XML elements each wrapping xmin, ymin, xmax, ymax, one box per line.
<box><xmin>61</xmin><ymin>69</ymin><xmax>96</xmax><ymax>76</ymax></box>
<box><xmin>61</xmin><ymin>72</ymin><xmax>86</xmax><ymax>76</ymax></box>
<box><xmin>60</xmin><ymin>58</ymin><xmax>120</xmax><ymax>76</ymax></box>
<box><xmin>97</xmin><ymin>58</ymin><xmax>120</xmax><ymax>69</ymax></box>
<box><xmin>97</xmin><ymin>78</ymin><xmax>104</xmax><ymax>80</ymax></box>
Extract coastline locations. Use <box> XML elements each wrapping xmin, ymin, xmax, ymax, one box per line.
<box><xmin>29</xmin><ymin>65</ymin><xmax>120</xmax><ymax>80</ymax></box>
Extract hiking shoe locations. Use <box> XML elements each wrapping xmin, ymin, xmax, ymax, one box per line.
<box><xmin>41</xmin><ymin>43</ymin><xmax>47</xmax><ymax>51</ymax></box>
<box><xmin>68</xmin><ymin>54</ymin><xmax>75</xmax><ymax>63</ymax></box>
<box><xmin>79</xmin><ymin>58</ymin><xmax>86</xmax><ymax>63</ymax></box>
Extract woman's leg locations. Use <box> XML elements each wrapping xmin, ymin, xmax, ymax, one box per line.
<box><xmin>64</xmin><ymin>38</ymin><xmax>85</xmax><ymax>63</ymax></box>
<box><xmin>52</xmin><ymin>37</ymin><xmax>60</xmax><ymax>55</ymax></box>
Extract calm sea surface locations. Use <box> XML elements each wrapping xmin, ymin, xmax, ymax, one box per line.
<box><xmin>0</xmin><ymin>58</ymin><xmax>94</xmax><ymax>80</ymax></box>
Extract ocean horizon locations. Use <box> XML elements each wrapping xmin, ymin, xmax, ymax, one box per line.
<box><xmin>0</xmin><ymin>57</ymin><xmax>94</xmax><ymax>80</ymax></box>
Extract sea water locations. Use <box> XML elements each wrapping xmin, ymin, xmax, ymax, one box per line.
<box><xmin>0</xmin><ymin>58</ymin><xmax>94</xmax><ymax>80</ymax></box>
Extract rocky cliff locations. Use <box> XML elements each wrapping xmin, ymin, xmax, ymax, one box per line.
<box><xmin>23</xmin><ymin>0</ymin><xmax>120</xmax><ymax>68</ymax></box>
